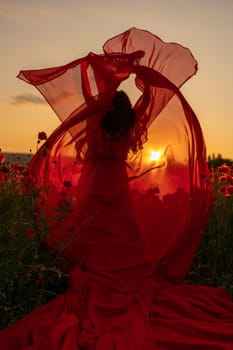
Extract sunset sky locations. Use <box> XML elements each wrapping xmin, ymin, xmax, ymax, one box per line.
<box><xmin>1</xmin><ymin>0</ymin><xmax>233</xmax><ymax>158</ymax></box>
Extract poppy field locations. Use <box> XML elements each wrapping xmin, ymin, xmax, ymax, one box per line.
<box><xmin>0</xmin><ymin>147</ymin><xmax>233</xmax><ymax>329</ymax></box>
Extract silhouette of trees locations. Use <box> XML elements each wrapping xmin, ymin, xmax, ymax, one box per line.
<box><xmin>207</xmin><ymin>153</ymin><xmax>233</xmax><ymax>167</ymax></box>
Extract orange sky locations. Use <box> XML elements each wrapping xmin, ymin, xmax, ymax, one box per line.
<box><xmin>1</xmin><ymin>0</ymin><xmax>233</xmax><ymax>158</ymax></box>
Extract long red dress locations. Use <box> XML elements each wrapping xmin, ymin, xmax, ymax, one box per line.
<box><xmin>1</xmin><ymin>28</ymin><xmax>233</xmax><ymax>349</ymax></box>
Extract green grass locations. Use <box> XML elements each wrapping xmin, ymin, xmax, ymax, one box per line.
<box><xmin>0</xmin><ymin>162</ymin><xmax>232</xmax><ymax>329</ymax></box>
<box><xmin>185</xmin><ymin>187</ymin><xmax>233</xmax><ymax>293</ymax></box>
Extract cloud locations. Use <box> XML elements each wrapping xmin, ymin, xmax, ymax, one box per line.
<box><xmin>11</xmin><ymin>93</ymin><xmax>47</xmax><ymax>106</ymax></box>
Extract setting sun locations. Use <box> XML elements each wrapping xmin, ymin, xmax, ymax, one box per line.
<box><xmin>150</xmin><ymin>151</ymin><xmax>162</xmax><ymax>161</ymax></box>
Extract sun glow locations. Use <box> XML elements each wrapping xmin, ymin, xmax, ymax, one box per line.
<box><xmin>150</xmin><ymin>151</ymin><xmax>162</xmax><ymax>161</ymax></box>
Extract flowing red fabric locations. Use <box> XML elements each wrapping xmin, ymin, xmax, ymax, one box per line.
<box><xmin>1</xmin><ymin>28</ymin><xmax>233</xmax><ymax>349</ymax></box>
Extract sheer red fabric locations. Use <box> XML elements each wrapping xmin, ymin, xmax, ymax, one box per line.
<box><xmin>1</xmin><ymin>27</ymin><xmax>233</xmax><ymax>349</ymax></box>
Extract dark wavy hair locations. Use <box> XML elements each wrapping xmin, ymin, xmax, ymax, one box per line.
<box><xmin>100</xmin><ymin>90</ymin><xmax>135</xmax><ymax>139</ymax></box>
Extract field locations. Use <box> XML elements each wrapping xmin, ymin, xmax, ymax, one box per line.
<box><xmin>0</xmin><ymin>152</ymin><xmax>233</xmax><ymax>329</ymax></box>
<box><xmin>4</xmin><ymin>152</ymin><xmax>33</xmax><ymax>167</ymax></box>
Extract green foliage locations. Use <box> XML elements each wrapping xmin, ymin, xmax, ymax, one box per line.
<box><xmin>185</xmin><ymin>164</ymin><xmax>233</xmax><ymax>294</ymax></box>
<box><xmin>0</xmin><ymin>172</ymin><xmax>68</xmax><ymax>329</ymax></box>
<box><xmin>207</xmin><ymin>153</ymin><xmax>233</xmax><ymax>167</ymax></box>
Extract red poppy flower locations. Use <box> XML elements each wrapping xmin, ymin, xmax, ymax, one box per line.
<box><xmin>218</xmin><ymin>175</ymin><xmax>228</xmax><ymax>183</ymax></box>
<box><xmin>38</xmin><ymin>131</ymin><xmax>47</xmax><ymax>141</ymax></box>
<box><xmin>218</xmin><ymin>163</ymin><xmax>230</xmax><ymax>174</ymax></box>
<box><xmin>1</xmin><ymin>166</ymin><xmax>9</xmax><ymax>173</ymax></box>
<box><xmin>224</xmin><ymin>190</ymin><xmax>231</xmax><ymax>198</ymax></box>
<box><xmin>0</xmin><ymin>152</ymin><xmax>5</xmax><ymax>164</ymax></box>
<box><xmin>26</xmin><ymin>230</ymin><xmax>37</xmax><ymax>239</ymax></box>
<box><xmin>225</xmin><ymin>185</ymin><xmax>233</xmax><ymax>194</ymax></box>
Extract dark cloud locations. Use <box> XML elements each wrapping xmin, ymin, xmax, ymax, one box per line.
<box><xmin>11</xmin><ymin>94</ymin><xmax>47</xmax><ymax>106</ymax></box>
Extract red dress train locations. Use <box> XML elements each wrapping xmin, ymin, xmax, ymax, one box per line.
<box><xmin>1</xmin><ymin>28</ymin><xmax>233</xmax><ymax>349</ymax></box>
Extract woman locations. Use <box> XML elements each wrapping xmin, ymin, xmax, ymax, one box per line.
<box><xmin>1</xmin><ymin>27</ymin><xmax>233</xmax><ymax>349</ymax></box>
